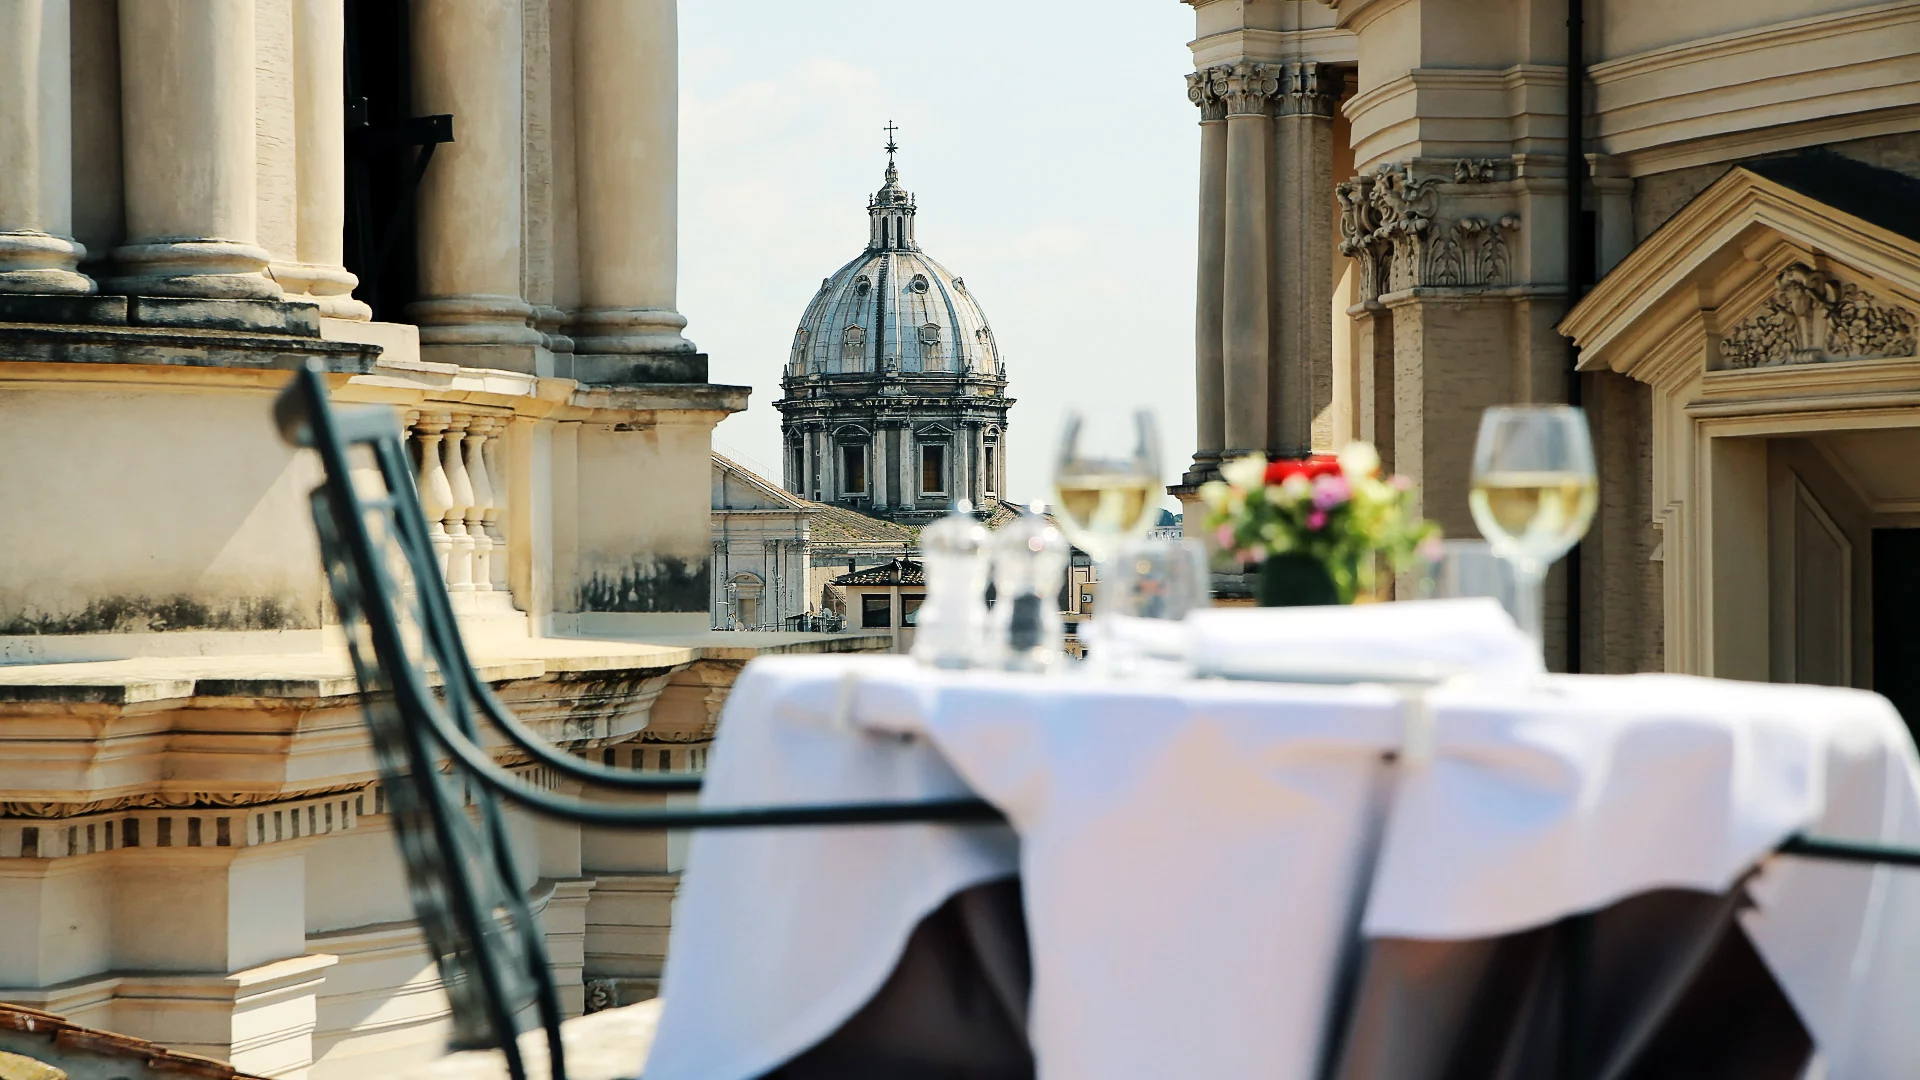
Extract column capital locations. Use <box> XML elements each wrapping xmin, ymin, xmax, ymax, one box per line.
<box><xmin>1220</xmin><ymin>62</ymin><xmax>1279</xmax><ymax>117</ymax></box>
<box><xmin>1186</xmin><ymin>68</ymin><xmax>1228</xmax><ymax>122</ymax></box>
<box><xmin>1274</xmin><ymin>62</ymin><xmax>1343</xmax><ymax>118</ymax></box>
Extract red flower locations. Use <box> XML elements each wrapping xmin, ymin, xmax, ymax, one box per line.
<box><xmin>1264</xmin><ymin>454</ymin><xmax>1342</xmax><ymax>485</ymax></box>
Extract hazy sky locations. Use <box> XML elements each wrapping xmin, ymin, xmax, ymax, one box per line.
<box><xmin>679</xmin><ymin>1</ymin><xmax>1199</xmax><ymax>510</ymax></box>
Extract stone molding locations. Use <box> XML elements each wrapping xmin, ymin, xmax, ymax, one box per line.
<box><xmin>1190</xmin><ymin>61</ymin><xmax>1342</xmax><ymax>120</ymax></box>
<box><xmin>1337</xmin><ymin>159</ymin><xmax>1520</xmax><ymax>301</ymax></box>
<box><xmin>1719</xmin><ymin>263</ymin><xmax>1917</xmax><ymax>370</ymax></box>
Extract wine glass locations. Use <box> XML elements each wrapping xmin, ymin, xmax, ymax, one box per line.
<box><xmin>1052</xmin><ymin>409</ymin><xmax>1163</xmax><ymax>566</ymax></box>
<box><xmin>1054</xmin><ymin>410</ymin><xmax>1163</xmax><ymax>671</ymax></box>
<box><xmin>1468</xmin><ymin>405</ymin><xmax>1597</xmax><ymax>656</ymax></box>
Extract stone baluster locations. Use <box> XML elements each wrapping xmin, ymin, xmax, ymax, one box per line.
<box><xmin>413</xmin><ymin>412</ymin><xmax>454</xmax><ymax>576</ymax></box>
<box><xmin>0</xmin><ymin>0</ymin><xmax>91</xmax><ymax>293</ymax></box>
<box><xmin>464</xmin><ymin>416</ymin><xmax>495</xmax><ymax>592</ymax></box>
<box><xmin>480</xmin><ymin>419</ymin><xmax>510</xmax><ymax>592</ymax></box>
<box><xmin>441</xmin><ymin>415</ymin><xmax>476</xmax><ymax>592</ymax></box>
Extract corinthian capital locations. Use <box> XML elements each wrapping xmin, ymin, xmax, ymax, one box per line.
<box><xmin>1222</xmin><ymin>62</ymin><xmax>1280</xmax><ymax>117</ymax></box>
<box><xmin>1275</xmin><ymin>62</ymin><xmax>1343</xmax><ymax>118</ymax></box>
<box><xmin>1186</xmin><ymin>68</ymin><xmax>1229</xmax><ymax>122</ymax></box>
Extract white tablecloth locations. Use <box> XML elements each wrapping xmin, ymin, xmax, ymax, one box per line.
<box><xmin>646</xmin><ymin>648</ymin><xmax>1920</xmax><ymax>1080</ymax></box>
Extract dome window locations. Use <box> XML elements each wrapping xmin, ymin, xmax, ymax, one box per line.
<box><xmin>843</xmin><ymin>325</ymin><xmax>867</xmax><ymax>368</ymax></box>
<box><xmin>909</xmin><ymin>274</ymin><xmax>930</xmax><ymax>294</ymax></box>
<box><xmin>854</xmin><ymin>276</ymin><xmax>872</xmax><ymax>296</ymax></box>
<box><xmin>919</xmin><ymin>324</ymin><xmax>943</xmax><ymax>370</ymax></box>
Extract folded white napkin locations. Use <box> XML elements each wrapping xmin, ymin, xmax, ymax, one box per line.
<box><xmin>1188</xmin><ymin>598</ymin><xmax>1544</xmax><ymax>683</ymax></box>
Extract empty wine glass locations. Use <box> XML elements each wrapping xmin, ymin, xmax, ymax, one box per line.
<box><xmin>1468</xmin><ymin>405</ymin><xmax>1597</xmax><ymax>656</ymax></box>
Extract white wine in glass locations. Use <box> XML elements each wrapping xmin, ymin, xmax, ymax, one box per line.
<box><xmin>1052</xmin><ymin>410</ymin><xmax>1162</xmax><ymax>565</ymax></box>
<box><xmin>1468</xmin><ymin>406</ymin><xmax>1598</xmax><ymax>656</ymax></box>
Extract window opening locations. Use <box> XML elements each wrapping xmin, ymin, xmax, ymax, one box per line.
<box><xmin>921</xmin><ymin>444</ymin><xmax>947</xmax><ymax>496</ymax></box>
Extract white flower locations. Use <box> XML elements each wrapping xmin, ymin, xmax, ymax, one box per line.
<box><xmin>1278</xmin><ymin>474</ymin><xmax>1313</xmax><ymax>503</ymax></box>
<box><xmin>1220</xmin><ymin>454</ymin><xmax>1267</xmax><ymax>490</ymax></box>
<box><xmin>1199</xmin><ymin>481</ymin><xmax>1231</xmax><ymax>511</ymax></box>
<box><xmin>1337</xmin><ymin>441</ymin><xmax>1381</xmax><ymax>479</ymax></box>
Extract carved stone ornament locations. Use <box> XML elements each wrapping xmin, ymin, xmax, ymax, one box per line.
<box><xmin>1721</xmin><ymin>263</ymin><xmax>1918</xmax><ymax>369</ymax></box>
<box><xmin>1337</xmin><ymin>160</ymin><xmax>1518</xmax><ymax>300</ymax></box>
<box><xmin>0</xmin><ymin>782</ymin><xmax>372</xmax><ymax>819</ymax></box>
<box><xmin>1190</xmin><ymin>62</ymin><xmax>1341</xmax><ymax>120</ymax></box>
<box><xmin>584</xmin><ymin>980</ymin><xmax>617</xmax><ymax>1014</ymax></box>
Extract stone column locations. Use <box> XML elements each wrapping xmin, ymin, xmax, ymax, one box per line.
<box><xmin>112</xmin><ymin>0</ymin><xmax>279</xmax><ymax>299</ymax></box>
<box><xmin>1184</xmin><ymin>66</ymin><xmax>1228</xmax><ymax>482</ymax></box>
<box><xmin>286</xmin><ymin>0</ymin><xmax>368</xmax><ymax>318</ymax></box>
<box><xmin>1270</xmin><ymin>62</ymin><xmax>1342</xmax><ymax>457</ymax></box>
<box><xmin>409</xmin><ymin>0</ymin><xmax>541</xmax><ymax>352</ymax></box>
<box><xmin>570</xmin><ymin>0</ymin><xmax>696</xmax><ymax>381</ymax></box>
<box><xmin>0</xmin><ymin>0</ymin><xmax>90</xmax><ymax>293</ymax></box>
<box><xmin>1220</xmin><ymin>62</ymin><xmax>1276</xmax><ymax>459</ymax></box>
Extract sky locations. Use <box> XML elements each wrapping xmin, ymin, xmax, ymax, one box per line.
<box><xmin>679</xmin><ymin>0</ymin><xmax>1199</xmax><ymax>511</ymax></box>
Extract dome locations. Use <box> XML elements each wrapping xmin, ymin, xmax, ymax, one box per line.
<box><xmin>785</xmin><ymin>154</ymin><xmax>1002</xmax><ymax>378</ymax></box>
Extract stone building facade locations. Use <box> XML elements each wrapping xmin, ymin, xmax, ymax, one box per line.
<box><xmin>775</xmin><ymin>141</ymin><xmax>1013</xmax><ymax>526</ymax></box>
<box><xmin>1175</xmin><ymin>0</ymin><xmax>1920</xmax><ymax>714</ymax></box>
<box><xmin>0</xmin><ymin>1</ymin><xmax>878</xmax><ymax>1076</ymax></box>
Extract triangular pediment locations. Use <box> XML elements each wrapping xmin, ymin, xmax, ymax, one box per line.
<box><xmin>1563</xmin><ymin>154</ymin><xmax>1920</xmax><ymax>387</ymax></box>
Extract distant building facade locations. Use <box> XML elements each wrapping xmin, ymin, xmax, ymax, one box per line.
<box><xmin>775</xmin><ymin>136</ymin><xmax>1013</xmax><ymax>526</ymax></box>
<box><xmin>711</xmin><ymin>454</ymin><xmax>918</xmax><ymax>632</ymax></box>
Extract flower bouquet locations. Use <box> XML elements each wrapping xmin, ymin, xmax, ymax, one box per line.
<box><xmin>1198</xmin><ymin>443</ymin><xmax>1440</xmax><ymax>606</ymax></box>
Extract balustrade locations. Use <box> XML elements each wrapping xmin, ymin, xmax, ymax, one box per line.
<box><xmin>405</xmin><ymin>408</ymin><xmax>517</xmax><ymax>610</ymax></box>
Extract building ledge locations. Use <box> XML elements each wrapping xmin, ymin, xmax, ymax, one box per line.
<box><xmin>0</xmin><ymin>630</ymin><xmax>888</xmax><ymax>706</ymax></box>
<box><xmin>398</xmin><ymin>999</ymin><xmax>661</xmax><ymax>1080</ymax></box>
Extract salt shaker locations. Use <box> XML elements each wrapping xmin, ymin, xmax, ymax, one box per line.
<box><xmin>912</xmin><ymin>500</ymin><xmax>990</xmax><ymax>669</ymax></box>
<box><xmin>988</xmin><ymin>502</ymin><xmax>1068</xmax><ymax>673</ymax></box>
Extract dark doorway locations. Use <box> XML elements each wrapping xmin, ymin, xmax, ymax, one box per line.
<box><xmin>1872</xmin><ymin>529</ymin><xmax>1920</xmax><ymax>745</ymax></box>
<box><xmin>343</xmin><ymin>0</ymin><xmax>421</xmax><ymax>322</ymax></box>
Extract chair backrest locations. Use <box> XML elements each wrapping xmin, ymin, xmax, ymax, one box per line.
<box><xmin>276</xmin><ymin>362</ymin><xmax>565</xmax><ymax>1080</ymax></box>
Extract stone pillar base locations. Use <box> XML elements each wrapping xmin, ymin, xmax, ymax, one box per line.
<box><xmin>407</xmin><ymin>295</ymin><xmax>544</xmax><ymax>347</ymax></box>
<box><xmin>105</xmin><ymin>239</ymin><xmax>281</xmax><ymax>300</ymax></box>
<box><xmin>569</xmin><ymin>307</ymin><xmax>694</xmax><ymax>355</ymax></box>
<box><xmin>0</xmin><ymin>231</ymin><xmax>92</xmax><ymax>294</ymax></box>
<box><xmin>272</xmin><ymin>261</ymin><xmax>371</xmax><ymax>321</ymax></box>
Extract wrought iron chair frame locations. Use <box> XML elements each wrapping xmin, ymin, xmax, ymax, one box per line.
<box><xmin>274</xmin><ymin>359</ymin><xmax>1920</xmax><ymax>1080</ymax></box>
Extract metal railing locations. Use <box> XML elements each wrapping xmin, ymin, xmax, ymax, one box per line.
<box><xmin>274</xmin><ymin>358</ymin><xmax>1919</xmax><ymax>1080</ymax></box>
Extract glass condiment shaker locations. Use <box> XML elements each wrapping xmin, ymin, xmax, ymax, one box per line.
<box><xmin>912</xmin><ymin>500</ymin><xmax>990</xmax><ymax>669</ymax></box>
<box><xmin>988</xmin><ymin>502</ymin><xmax>1068</xmax><ymax>673</ymax></box>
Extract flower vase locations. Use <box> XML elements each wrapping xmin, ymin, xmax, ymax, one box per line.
<box><xmin>1256</xmin><ymin>552</ymin><xmax>1342</xmax><ymax>608</ymax></box>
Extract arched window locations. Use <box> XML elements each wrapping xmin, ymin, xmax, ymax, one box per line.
<box><xmin>843</xmin><ymin>325</ymin><xmax>867</xmax><ymax>370</ymax></box>
<box><xmin>919</xmin><ymin>323</ymin><xmax>943</xmax><ymax>370</ymax></box>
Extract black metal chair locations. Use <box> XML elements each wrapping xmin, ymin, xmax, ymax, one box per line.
<box><xmin>274</xmin><ymin>358</ymin><xmax>1920</xmax><ymax>1080</ymax></box>
<box><xmin>273</xmin><ymin>360</ymin><xmax>1001</xmax><ymax>1080</ymax></box>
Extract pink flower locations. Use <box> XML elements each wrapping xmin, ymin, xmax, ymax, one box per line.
<box><xmin>1390</xmin><ymin>474</ymin><xmax>1413</xmax><ymax>492</ymax></box>
<box><xmin>1307</xmin><ymin>509</ymin><xmax>1328</xmax><ymax>531</ymax></box>
<box><xmin>1214</xmin><ymin>523</ymin><xmax>1236</xmax><ymax>549</ymax></box>
<box><xmin>1311</xmin><ymin>474</ymin><xmax>1351</xmax><ymax>510</ymax></box>
<box><xmin>1238</xmin><ymin>544</ymin><xmax>1268</xmax><ymax>564</ymax></box>
<box><xmin>1417</xmin><ymin>535</ymin><xmax>1445</xmax><ymax>562</ymax></box>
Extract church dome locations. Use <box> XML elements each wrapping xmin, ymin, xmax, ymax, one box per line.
<box><xmin>786</xmin><ymin>151</ymin><xmax>1002</xmax><ymax>378</ymax></box>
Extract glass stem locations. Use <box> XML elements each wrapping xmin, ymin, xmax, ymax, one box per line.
<box><xmin>1514</xmin><ymin>560</ymin><xmax>1546</xmax><ymax>659</ymax></box>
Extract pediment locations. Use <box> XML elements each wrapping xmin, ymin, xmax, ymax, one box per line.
<box><xmin>1563</xmin><ymin>155</ymin><xmax>1920</xmax><ymax>387</ymax></box>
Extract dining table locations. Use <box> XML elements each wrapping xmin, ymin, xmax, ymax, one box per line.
<box><xmin>641</xmin><ymin>600</ymin><xmax>1920</xmax><ymax>1080</ymax></box>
